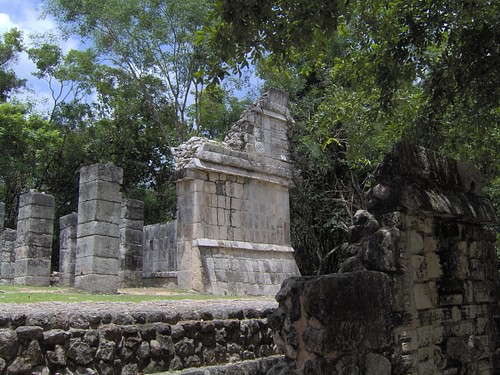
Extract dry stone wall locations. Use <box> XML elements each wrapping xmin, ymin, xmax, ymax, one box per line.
<box><xmin>269</xmin><ymin>142</ymin><xmax>499</xmax><ymax>375</ymax></box>
<box><xmin>0</xmin><ymin>303</ymin><xmax>275</xmax><ymax>375</ymax></box>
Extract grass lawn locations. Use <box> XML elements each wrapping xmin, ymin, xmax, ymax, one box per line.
<box><xmin>0</xmin><ymin>284</ymin><xmax>248</xmax><ymax>303</ymax></box>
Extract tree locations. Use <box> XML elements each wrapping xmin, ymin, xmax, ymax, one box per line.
<box><xmin>0</xmin><ymin>28</ymin><xmax>25</xmax><ymax>101</ymax></box>
<box><xmin>27</xmin><ymin>41</ymin><xmax>97</xmax><ymax>123</ymax></box>
<box><xmin>44</xmin><ymin>0</ymin><xmax>212</xmax><ymax>144</ymax></box>
<box><xmin>205</xmin><ymin>0</ymin><xmax>500</xmax><ymax>273</ymax></box>
<box><xmin>0</xmin><ymin>101</ymin><xmax>63</xmax><ymax>227</ymax></box>
<box><xmin>205</xmin><ymin>0</ymin><xmax>499</xmax><ymax>176</ymax></box>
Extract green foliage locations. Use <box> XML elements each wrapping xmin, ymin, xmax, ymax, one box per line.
<box><xmin>0</xmin><ymin>102</ymin><xmax>63</xmax><ymax>226</ymax></box>
<box><xmin>188</xmin><ymin>84</ymin><xmax>252</xmax><ymax>139</ymax></box>
<box><xmin>44</xmin><ymin>0</ymin><xmax>212</xmax><ymax>144</ymax></box>
<box><xmin>211</xmin><ymin>0</ymin><xmax>500</xmax><ymax>274</ymax></box>
<box><xmin>0</xmin><ymin>29</ymin><xmax>25</xmax><ymax>101</ymax></box>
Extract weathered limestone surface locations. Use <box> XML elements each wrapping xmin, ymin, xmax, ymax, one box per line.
<box><xmin>0</xmin><ymin>229</ymin><xmax>15</xmax><ymax>283</ymax></box>
<box><xmin>59</xmin><ymin>212</ymin><xmax>78</xmax><ymax>286</ymax></box>
<box><xmin>119</xmin><ymin>198</ymin><xmax>145</xmax><ymax>288</ymax></box>
<box><xmin>13</xmin><ymin>190</ymin><xmax>55</xmax><ymax>286</ymax></box>
<box><xmin>174</xmin><ymin>89</ymin><xmax>300</xmax><ymax>296</ymax></box>
<box><xmin>0</xmin><ymin>202</ymin><xmax>4</xmax><ymax>231</ymax></box>
<box><xmin>0</xmin><ymin>203</ymin><xmax>15</xmax><ymax>284</ymax></box>
<box><xmin>270</xmin><ymin>142</ymin><xmax>499</xmax><ymax>374</ymax></box>
<box><xmin>75</xmin><ymin>163</ymin><xmax>123</xmax><ymax>294</ymax></box>
<box><xmin>142</xmin><ymin>221</ymin><xmax>178</xmax><ymax>287</ymax></box>
<box><xmin>0</xmin><ymin>300</ymin><xmax>275</xmax><ymax>375</ymax></box>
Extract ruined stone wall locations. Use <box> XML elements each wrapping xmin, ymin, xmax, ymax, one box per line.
<box><xmin>0</xmin><ymin>304</ymin><xmax>274</xmax><ymax>375</ymax></box>
<box><xmin>14</xmin><ymin>191</ymin><xmax>55</xmax><ymax>286</ymax></box>
<box><xmin>142</xmin><ymin>221</ymin><xmax>178</xmax><ymax>287</ymax></box>
<box><xmin>174</xmin><ymin>89</ymin><xmax>300</xmax><ymax>296</ymax></box>
<box><xmin>0</xmin><ymin>229</ymin><xmax>15</xmax><ymax>284</ymax></box>
<box><xmin>270</xmin><ymin>143</ymin><xmax>499</xmax><ymax>374</ymax></box>
<box><xmin>0</xmin><ymin>202</ymin><xmax>15</xmax><ymax>284</ymax></box>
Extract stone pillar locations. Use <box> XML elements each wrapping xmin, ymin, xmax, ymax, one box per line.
<box><xmin>75</xmin><ymin>164</ymin><xmax>123</xmax><ymax>294</ymax></box>
<box><xmin>59</xmin><ymin>212</ymin><xmax>78</xmax><ymax>286</ymax></box>
<box><xmin>14</xmin><ymin>190</ymin><xmax>55</xmax><ymax>286</ymax></box>
<box><xmin>0</xmin><ymin>229</ymin><xmax>16</xmax><ymax>283</ymax></box>
<box><xmin>0</xmin><ymin>201</ymin><xmax>4</xmax><ymax>231</ymax></box>
<box><xmin>119</xmin><ymin>198</ymin><xmax>144</xmax><ymax>288</ymax></box>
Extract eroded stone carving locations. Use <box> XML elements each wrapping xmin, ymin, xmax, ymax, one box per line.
<box><xmin>269</xmin><ymin>142</ymin><xmax>499</xmax><ymax>374</ymax></box>
<box><xmin>174</xmin><ymin>88</ymin><xmax>300</xmax><ymax>295</ymax></box>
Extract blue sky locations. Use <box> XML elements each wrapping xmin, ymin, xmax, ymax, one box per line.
<box><xmin>0</xmin><ymin>0</ymin><xmax>260</xmax><ymax>111</ymax></box>
<box><xmin>0</xmin><ymin>0</ymin><xmax>81</xmax><ymax>110</ymax></box>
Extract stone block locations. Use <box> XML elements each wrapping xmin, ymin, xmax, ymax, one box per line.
<box><xmin>16</xmin><ymin>218</ymin><xmax>54</xmax><ymax>236</ymax></box>
<box><xmin>60</xmin><ymin>212</ymin><xmax>78</xmax><ymax>229</ymax></box>
<box><xmin>17</xmin><ymin>204</ymin><xmax>55</xmax><ymax>221</ymax></box>
<box><xmin>75</xmin><ymin>255</ymin><xmax>119</xmax><ymax>276</ymax></box>
<box><xmin>301</xmin><ymin>272</ymin><xmax>392</xmax><ymax>352</ymax></box>
<box><xmin>77</xmin><ymin>221</ymin><xmax>120</xmax><ymax>239</ymax></box>
<box><xmin>18</xmin><ymin>191</ymin><xmax>55</xmax><ymax>208</ymax></box>
<box><xmin>14</xmin><ymin>258</ymin><xmax>51</xmax><ymax>280</ymax></box>
<box><xmin>79</xmin><ymin>163</ymin><xmax>123</xmax><ymax>185</ymax></box>
<box><xmin>16</xmin><ymin>233</ymin><xmax>53</xmax><ymax>250</ymax></box>
<box><xmin>77</xmin><ymin>235</ymin><xmax>119</xmax><ymax>259</ymax></box>
<box><xmin>413</xmin><ymin>283</ymin><xmax>436</xmax><ymax>310</ymax></box>
<box><xmin>13</xmin><ymin>276</ymin><xmax>50</xmax><ymax>286</ymax></box>
<box><xmin>0</xmin><ymin>201</ymin><xmax>4</xmax><ymax>230</ymax></box>
<box><xmin>0</xmin><ymin>263</ymin><xmax>12</xmax><ymax>279</ymax></box>
<box><xmin>75</xmin><ymin>273</ymin><xmax>118</xmax><ymax>294</ymax></box>
<box><xmin>365</xmin><ymin>353</ymin><xmax>391</xmax><ymax>375</ymax></box>
<box><xmin>15</xmin><ymin>244</ymin><xmax>51</xmax><ymax>259</ymax></box>
<box><xmin>121</xmin><ymin>199</ymin><xmax>144</xmax><ymax>220</ymax></box>
<box><xmin>77</xmin><ymin>200</ymin><xmax>121</xmax><ymax>225</ymax></box>
<box><xmin>425</xmin><ymin>252</ymin><xmax>442</xmax><ymax>279</ymax></box>
<box><xmin>407</xmin><ymin>231</ymin><xmax>424</xmax><ymax>254</ymax></box>
<box><xmin>78</xmin><ymin>180</ymin><xmax>122</xmax><ymax>203</ymax></box>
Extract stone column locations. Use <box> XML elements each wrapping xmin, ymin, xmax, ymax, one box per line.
<box><xmin>75</xmin><ymin>164</ymin><xmax>123</xmax><ymax>294</ymax></box>
<box><xmin>0</xmin><ymin>229</ymin><xmax>16</xmax><ymax>282</ymax></box>
<box><xmin>14</xmin><ymin>190</ymin><xmax>55</xmax><ymax>286</ymax></box>
<box><xmin>119</xmin><ymin>198</ymin><xmax>144</xmax><ymax>288</ymax></box>
<box><xmin>1</xmin><ymin>202</ymin><xmax>15</xmax><ymax>282</ymax></box>
<box><xmin>59</xmin><ymin>212</ymin><xmax>78</xmax><ymax>286</ymax></box>
<box><xmin>0</xmin><ymin>201</ymin><xmax>4</xmax><ymax>231</ymax></box>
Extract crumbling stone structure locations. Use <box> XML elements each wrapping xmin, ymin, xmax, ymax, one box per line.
<box><xmin>0</xmin><ymin>302</ymin><xmax>274</xmax><ymax>374</ymax></box>
<box><xmin>13</xmin><ymin>190</ymin><xmax>55</xmax><ymax>286</ymax></box>
<box><xmin>59</xmin><ymin>212</ymin><xmax>78</xmax><ymax>287</ymax></box>
<box><xmin>174</xmin><ymin>89</ymin><xmax>300</xmax><ymax>295</ymax></box>
<box><xmin>142</xmin><ymin>221</ymin><xmax>177</xmax><ymax>287</ymax></box>
<box><xmin>75</xmin><ymin>164</ymin><xmax>123</xmax><ymax>294</ymax></box>
<box><xmin>270</xmin><ymin>142</ymin><xmax>499</xmax><ymax>374</ymax></box>
<box><xmin>119</xmin><ymin>198</ymin><xmax>145</xmax><ymax>288</ymax></box>
<box><xmin>0</xmin><ymin>202</ymin><xmax>16</xmax><ymax>284</ymax></box>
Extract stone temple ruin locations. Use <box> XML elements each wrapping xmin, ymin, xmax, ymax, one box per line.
<box><xmin>0</xmin><ymin>89</ymin><xmax>499</xmax><ymax>374</ymax></box>
<box><xmin>270</xmin><ymin>142</ymin><xmax>500</xmax><ymax>374</ymax></box>
<box><xmin>0</xmin><ymin>88</ymin><xmax>300</xmax><ymax>295</ymax></box>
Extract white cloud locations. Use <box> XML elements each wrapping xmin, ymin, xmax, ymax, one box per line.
<box><xmin>0</xmin><ymin>0</ymin><xmax>83</xmax><ymax>113</ymax></box>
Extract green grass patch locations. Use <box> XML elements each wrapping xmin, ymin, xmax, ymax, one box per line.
<box><xmin>0</xmin><ymin>285</ymin><xmax>248</xmax><ymax>304</ymax></box>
